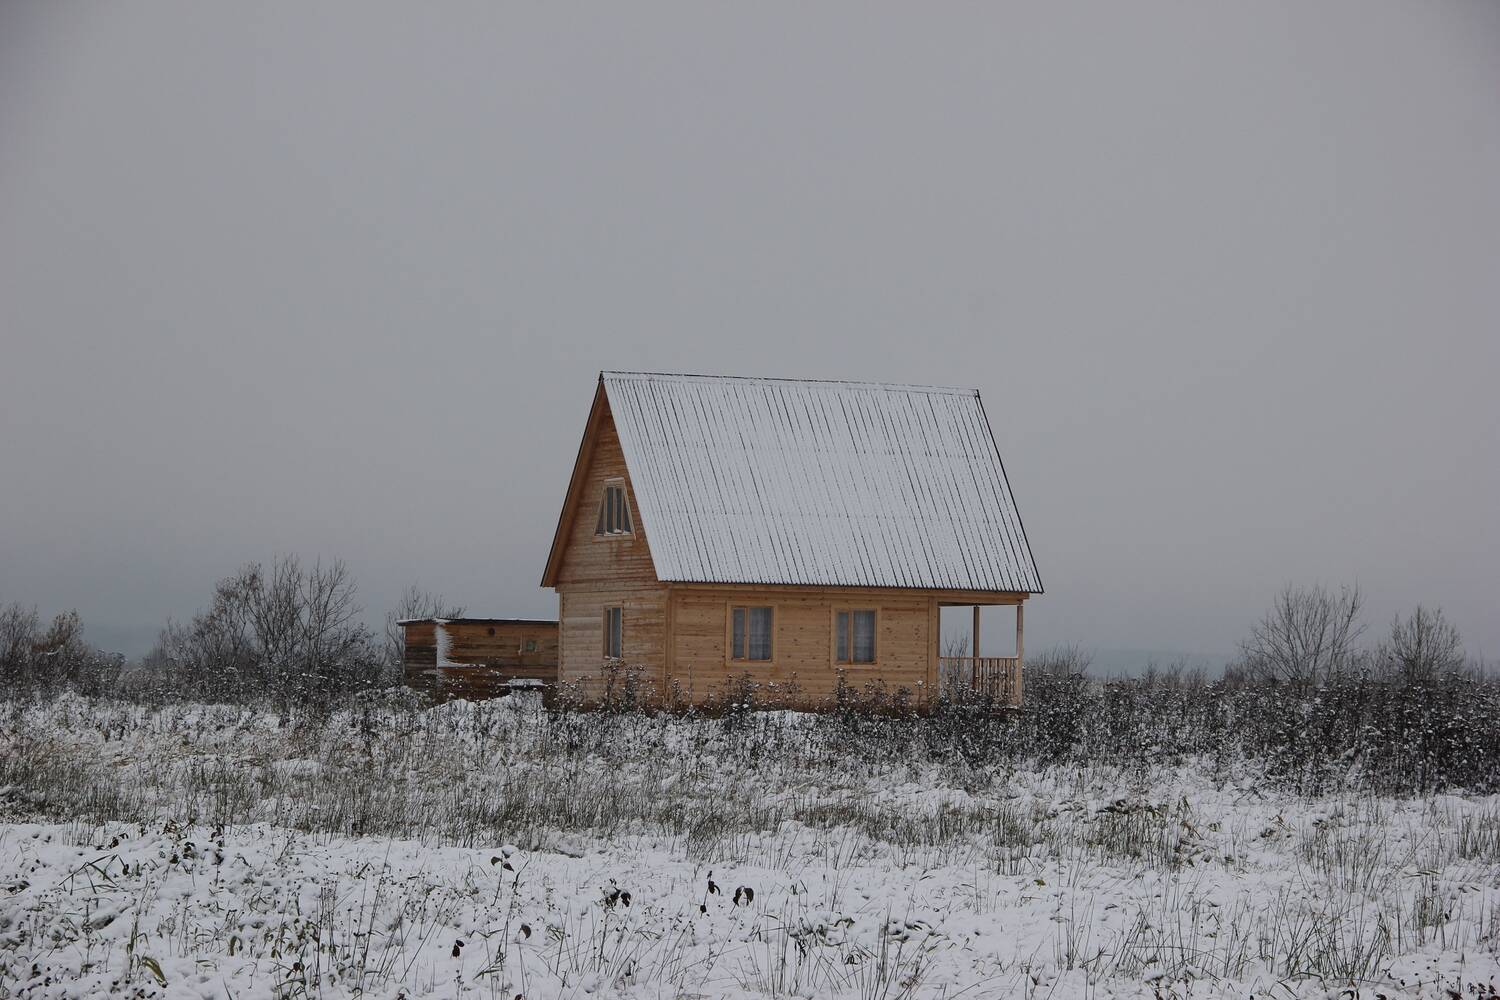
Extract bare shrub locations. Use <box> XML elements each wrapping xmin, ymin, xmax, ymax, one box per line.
<box><xmin>1027</xmin><ymin>643</ymin><xmax>1092</xmax><ymax>679</ymax></box>
<box><xmin>909</xmin><ymin>604</ymin><xmax>1495</xmax><ymax>795</ymax></box>
<box><xmin>148</xmin><ymin>556</ymin><xmax>381</xmax><ymax>704</ymax></box>
<box><xmin>597</xmin><ymin>659</ymin><xmax>655</xmax><ymax>713</ymax></box>
<box><xmin>0</xmin><ymin>603</ymin><xmax>42</xmax><ymax>684</ymax></box>
<box><xmin>0</xmin><ymin>603</ymin><xmax>119</xmax><ymax>694</ymax></box>
<box><xmin>1241</xmin><ymin>583</ymin><xmax>1364</xmax><ymax>690</ymax></box>
<box><xmin>940</xmin><ymin>633</ymin><xmax>971</xmax><ymax>658</ymax></box>
<box><xmin>1383</xmin><ymin>605</ymin><xmax>1464</xmax><ymax>685</ymax></box>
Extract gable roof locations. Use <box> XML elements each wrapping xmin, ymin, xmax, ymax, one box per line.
<box><xmin>543</xmin><ymin>371</ymin><xmax>1041</xmax><ymax>593</ymax></box>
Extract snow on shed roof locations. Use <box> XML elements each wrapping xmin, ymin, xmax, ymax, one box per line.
<box><xmin>601</xmin><ymin>372</ymin><xmax>1042</xmax><ymax>593</ymax></box>
<box><xmin>395</xmin><ymin>618</ymin><xmax>558</xmax><ymax>627</ymax></box>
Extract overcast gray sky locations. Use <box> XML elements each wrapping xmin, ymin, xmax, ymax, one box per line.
<box><xmin>2</xmin><ymin>2</ymin><xmax>1497</xmax><ymax>667</ymax></box>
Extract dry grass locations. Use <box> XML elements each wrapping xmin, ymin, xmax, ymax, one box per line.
<box><xmin>1</xmin><ymin>693</ymin><xmax>1498</xmax><ymax>998</ymax></box>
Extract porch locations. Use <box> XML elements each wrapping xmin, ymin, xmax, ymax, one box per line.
<box><xmin>935</xmin><ymin>601</ymin><xmax>1024</xmax><ymax>706</ymax></box>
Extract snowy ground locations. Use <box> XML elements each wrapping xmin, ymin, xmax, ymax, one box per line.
<box><xmin>1</xmin><ymin>695</ymin><xmax>1497</xmax><ymax>999</ymax></box>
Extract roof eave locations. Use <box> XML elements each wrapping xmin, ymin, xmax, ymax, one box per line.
<box><xmin>539</xmin><ymin>376</ymin><xmax>608</xmax><ymax>588</ymax></box>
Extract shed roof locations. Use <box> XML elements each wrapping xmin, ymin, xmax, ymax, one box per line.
<box><xmin>396</xmin><ymin>618</ymin><xmax>558</xmax><ymax>628</ymax></box>
<box><xmin>592</xmin><ymin>371</ymin><xmax>1041</xmax><ymax>593</ymax></box>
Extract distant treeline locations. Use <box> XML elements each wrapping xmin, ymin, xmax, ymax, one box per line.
<box><xmin>0</xmin><ymin>557</ymin><xmax>461</xmax><ymax>705</ymax></box>
<box><xmin>823</xmin><ymin>585</ymin><xmax>1497</xmax><ymax>794</ymax></box>
<box><xmin>2</xmin><ymin>570</ymin><xmax>1495</xmax><ymax>793</ymax></box>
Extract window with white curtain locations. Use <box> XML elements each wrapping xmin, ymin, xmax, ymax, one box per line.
<box><xmin>836</xmin><ymin>610</ymin><xmax>877</xmax><ymax>664</ymax></box>
<box><xmin>731</xmin><ymin>606</ymin><xmax>773</xmax><ymax>661</ymax></box>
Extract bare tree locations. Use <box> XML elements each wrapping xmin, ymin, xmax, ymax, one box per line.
<box><xmin>299</xmin><ymin>558</ymin><xmax>367</xmax><ymax>688</ymax></box>
<box><xmin>1384</xmin><ymin>606</ymin><xmax>1464</xmax><ymax>684</ymax></box>
<box><xmin>153</xmin><ymin>556</ymin><xmax>379</xmax><ymax>700</ymax></box>
<box><xmin>383</xmin><ymin>585</ymin><xmax>466</xmax><ymax>672</ymax></box>
<box><xmin>0</xmin><ymin>603</ymin><xmax>40</xmax><ymax>683</ymax></box>
<box><xmin>155</xmin><ymin>563</ymin><xmax>262</xmax><ymax>695</ymax></box>
<box><xmin>0</xmin><ymin>603</ymin><xmax>117</xmax><ymax>693</ymax></box>
<box><xmin>1241</xmin><ymin>583</ymin><xmax>1365</xmax><ymax>689</ymax></box>
<box><xmin>35</xmin><ymin>609</ymin><xmax>84</xmax><ymax>658</ymax></box>
<box><xmin>253</xmin><ymin>558</ymin><xmax>301</xmax><ymax>675</ymax></box>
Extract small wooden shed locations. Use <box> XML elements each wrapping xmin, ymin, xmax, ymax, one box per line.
<box><xmin>399</xmin><ymin>617</ymin><xmax>558</xmax><ymax>700</ymax></box>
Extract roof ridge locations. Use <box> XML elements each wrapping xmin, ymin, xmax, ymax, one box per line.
<box><xmin>600</xmin><ymin>370</ymin><xmax>978</xmax><ymax>396</ymax></box>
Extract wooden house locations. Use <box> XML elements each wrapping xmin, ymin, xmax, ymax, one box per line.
<box><xmin>540</xmin><ymin>372</ymin><xmax>1042</xmax><ymax>708</ymax></box>
<box><xmin>399</xmin><ymin>617</ymin><xmax>558</xmax><ymax>700</ymax></box>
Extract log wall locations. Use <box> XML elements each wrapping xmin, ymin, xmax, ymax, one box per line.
<box><xmin>667</xmin><ymin>585</ymin><xmax>937</xmax><ymax>706</ymax></box>
<box><xmin>557</xmin><ymin>584</ymin><xmax>670</xmax><ymax>695</ymax></box>
<box><xmin>403</xmin><ymin>619</ymin><xmax>558</xmax><ymax>701</ymax></box>
<box><xmin>552</xmin><ymin>413</ymin><xmax>657</xmax><ymax>586</ymax></box>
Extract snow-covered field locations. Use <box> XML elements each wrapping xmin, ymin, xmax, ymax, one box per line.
<box><xmin>1</xmin><ymin>695</ymin><xmax>1497</xmax><ymax>999</ymax></box>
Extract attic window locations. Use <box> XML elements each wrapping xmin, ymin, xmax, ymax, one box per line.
<box><xmin>595</xmin><ymin>482</ymin><xmax>632</xmax><ymax>536</ymax></box>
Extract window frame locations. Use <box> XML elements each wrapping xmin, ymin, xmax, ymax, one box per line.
<box><xmin>594</xmin><ymin>479</ymin><xmax>634</xmax><ymax>539</ymax></box>
<box><xmin>727</xmin><ymin>605</ymin><xmax>775</xmax><ymax>664</ymax></box>
<box><xmin>833</xmin><ymin>607</ymin><xmax>879</xmax><ymax>666</ymax></box>
<box><xmin>603</xmin><ymin>606</ymin><xmax>623</xmax><ymax>659</ymax></box>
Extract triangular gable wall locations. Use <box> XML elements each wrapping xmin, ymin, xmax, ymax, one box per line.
<box><xmin>540</xmin><ymin>381</ymin><xmax>659</xmax><ymax>587</ymax></box>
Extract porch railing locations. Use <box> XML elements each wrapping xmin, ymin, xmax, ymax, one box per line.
<box><xmin>937</xmin><ymin>656</ymin><xmax>1022</xmax><ymax>706</ymax></box>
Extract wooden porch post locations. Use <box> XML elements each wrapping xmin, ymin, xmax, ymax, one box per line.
<box><xmin>926</xmin><ymin>597</ymin><xmax>939</xmax><ymax>709</ymax></box>
<box><xmin>972</xmin><ymin>605</ymin><xmax>981</xmax><ymax>692</ymax></box>
<box><xmin>1015</xmin><ymin>602</ymin><xmax>1024</xmax><ymax>663</ymax></box>
<box><xmin>1015</xmin><ymin>602</ymin><xmax>1025</xmax><ymax>705</ymax></box>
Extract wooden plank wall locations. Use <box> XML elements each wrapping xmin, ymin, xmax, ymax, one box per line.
<box><xmin>437</xmin><ymin>621</ymin><xmax>558</xmax><ymax>670</ymax></box>
<box><xmin>668</xmin><ymin>585</ymin><xmax>935</xmax><ymax>706</ymax></box>
<box><xmin>553</xmin><ymin>411</ymin><xmax>658</xmax><ymax>586</ymax></box>
<box><xmin>557</xmin><ymin>584</ymin><xmax>670</xmax><ymax>697</ymax></box>
<box><xmin>402</xmin><ymin>621</ymin><xmax>438</xmax><ymax>673</ymax></box>
<box><xmin>550</xmin><ymin>565</ymin><xmax>1028</xmax><ymax>710</ymax></box>
<box><xmin>403</xmin><ymin>621</ymin><xmax>558</xmax><ymax>701</ymax></box>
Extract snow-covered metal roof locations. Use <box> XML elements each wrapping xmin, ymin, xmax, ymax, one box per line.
<box><xmin>601</xmin><ymin>372</ymin><xmax>1042</xmax><ymax>593</ymax></box>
